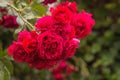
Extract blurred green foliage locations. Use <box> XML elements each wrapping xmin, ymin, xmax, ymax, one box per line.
<box><xmin>0</xmin><ymin>0</ymin><xmax>120</xmax><ymax>80</ymax></box>
<box><xmin>74</xmin><ymin>0</ymin><xmax>120</xmax><ymax>80</ymax></box>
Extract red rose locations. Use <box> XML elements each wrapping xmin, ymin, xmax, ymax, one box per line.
<box><xmin>63</xmin><ymin>1</ymin><xmax>78</xmax><ymax>13</ymax></box>
<box><xmin>18</xmin><ymin>30</ymin><xmax>31</xmax><ymax>42</ymax></box>
<box><xmin>35</xmin><ymin>16</ymin><xmax>54</xmax><ymax>33</ymax></box>
<box><xmin>51</xmin><ymin>61</ymin><xmax>67</xmax><ymax>74</ymax></box>
<box><xmin>54</xmin><ymin>73</ymin><xmax>63</xmax><ymax>80</ymax></box>
<box><xmin>0</xmin><ymin>8</ymin><xmax>7</xmax><ymax>12</ymax></box>
<box><xmin>8</xmin><ymin>42</ymin><xmax>27</xmax><ymax>62</ymax></box>
<box><xmin>64</xmin><ymin>38</ymin><xmax>80</xmax><ymax>59</ymax></box>
<box><xmin>8</xmin><ymin>42</ymin><xmax>36</xmax><ymax>63</ymax></box>
<box><xmin>8</xmin><ymin>42</ymin><xmax>16</xmax><ymax>56</ymax></box>
<box><xmin>67</xmin><ymin>1</ymin><xmax>78</xmax><ymax>13</ymax></box>
<box><xmin>18</xmin><ymin>30</ymin><xmax>38</xmax><ymax>54</ymax></box>
<box><xmin>43</xmin><ymin>0</ymin><xmax>57</xmax><ymax>5</ymax></box>
<box><xmin>0</xmin><ymin>8</ymin><xmax>7</xmax><ymax>15</ymax></box>
<box><xmin>58</xmin><ymin>61</ymin><xmax>67</xmax><ymax>69</ymax></box>
<box><xmin>23</xmin><ymin>39</ymin><xmax>37</xmax><ymax>54</ymax></box>
<box><xmin>37</xmin><ymin>31</ymin><xmax>63</xmax><ymax>60</ymax></box>
<box><xmin>66</xmin><ymin>65</ymin><xmax>77</xmax><ymax>78</ymax></box>
<box><xmin>70</xmin><ymin>25</ymin><xmax>76</xmax><ymax>39</ymax></box>
<box><xmin>2</xmin><ymin>15</ymin><xmax>18</xmax><ymax>28</ymax></box>
<box><xmin>71</xmin><ymin>10</ymin><xmax>95</xmax><ymax>39</ymax></box>
<box><xmin>51</xmin><ymin>61</ymin><xmax>76</xmax><ymax>79</ymax></box>
<box><xmin>52</xmin><ymin>5</ymin><xmax>72</xmax><ymax>24</ymax></box>
<box><xmin>66</xmin><ymin>65</ymin><xmax>76</xmax><ymax>73</ymax></box>
<box><xmin>19</xmin><ymin>31</ymin><xmax>38</xmax><ymax>62</ymax></box>
<box><xmin>8</xmin><ymin>30</ymin><xmax>38</xmax><ymax>63</ymax></box>
<box><xmin>52</xmin><ymin>24</ymin><xmax>73</xmax><ymax>40</ymax></box>
<box><xmin>51</xmin><ymin>67</ymin><xmax>62</xmax><ymax>75</ymax></box>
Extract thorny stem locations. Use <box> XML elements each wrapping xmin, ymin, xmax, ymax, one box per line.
<box><xmin>7</xmin><ymin>3</ymin><xmax>35</xmax><ymax>30</ymax></box>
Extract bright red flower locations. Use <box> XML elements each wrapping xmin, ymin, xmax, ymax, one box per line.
<box><xmin>64</xmin><ymin>38</ymin><xmax>80</xmax><ymax>59</ymax></box>
<box><xmin>52</xmin><ymin>5</ymin><xmax>72</xmax><ymax>24</ymax></box>
<box><xmin>35</xmin><ymin>16</ymin><xmax>54</xmax><ymax>33</ymax></box>
<box><xmin>43</xmin><ymin>0</ymin><xmax>57</xmax><ymax>5</ymax></box>
<box><xmin>8</xmin><ymin>31</ymin><xmax>38</xmax><ymax>63</ymax></box>
<box><xmin>18</xmin><ymin>31</ymin><xmax>38</xmax><ymax>54</ymax></box>
<box><xmin>52</xmin><ymin>24</ymin><xmax>73</xmax><ymax>41</ymax></box>
<box><xmin>63</xmin><ymin>1</ymin><xmax>78</xmax><ymax>13</ymax></box>
<box><xmin>54</xmin><ymin>73</ymin><xmax>63</xmax><ymax>80</ymax></box>
<box><xmin>2</xmin><ymin>15</ymin><xmax>18</xmax><ymax>28</ymax></box>
<box><xmin>51</xmin><ymin>61</ymin><xmax>76</xmax><ymax>80</ymax></box>
<box><xmin>71</xmin><ymin>10</ymin><xmax>95</xmax><ymax>39</ymax></box>
<box><xmin>0</xmin><ymin>8</ymin><xmax>7</xmax><ymax>15</ymax></box>
<box><xmin>37</xmin><ymin>31</ymin><xmax>63</xmax><ymax>60</ymax></box>
<box><xmin>51</xmin><ymin>61</ymin><xmax>67</xmax><ymax>75</ymax></box>
<box><xmin>18</xmin><ymin>30</ymin><xmax>31</xmax><ymax>42</ymax></box>
<box><xmin>8</xmin><ymin>42</ymin><xmax>34</xmax><ymax>62</ymax></box>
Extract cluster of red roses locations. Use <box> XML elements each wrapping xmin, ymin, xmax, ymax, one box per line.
<box><xmin>51</xmin><ymin>61</ymin><xmax>77</xmax><ymax>80</ymax></box>
<box><xmin>8</xmin><ymin>1</ymin><xmax>95</xmax><ymax>69</ymax></box>
<box><xmin>0</xmin><ymin>8</ymin><xmax>18</xmax><ymax>28</ymax></box>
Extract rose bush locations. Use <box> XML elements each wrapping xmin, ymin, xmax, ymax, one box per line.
<box><xmin>7</xmin><ymin>1</ymin><xmax>94</xmax><ymax>70</ymax></box>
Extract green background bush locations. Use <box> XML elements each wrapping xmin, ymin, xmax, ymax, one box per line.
<box><xmin>0</xmin><ymin>0</ymin><xmax>120</xmax><ymax>80</ymax></box>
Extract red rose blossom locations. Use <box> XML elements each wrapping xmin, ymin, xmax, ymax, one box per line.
<box><xmin>37</xmin><ymin>31</ymin><xmax>63</xmax><ymax>60</ymax></box>
<box><xmin>2</xmin><ymin>15</ymin><xmax>18</xmax><ymax>28</ymax></box>
<box><xmin>54</xmin><ymin>73</ymin><xmax>63</xmax><ymax>80</ymax></box>
<box><xmin>62</xmin><ymin>1</ymin><xmax>78</xmax><ymax>13</ymax></box>
<box><xmin>8</xmin><ymin>42</ymin><xmax>36</xmax><ymax>63</ymax></box>
<box><xmin>18</xmin><ymin>30</ymin><xmax>38</xmax><ymax>54</ymax></box>
<box><xmin>8</xmin><ymin>42</ymin><xmax>26</xmax><ymax>62</ymax></box>
<box><xmin>64</xmin><ymin>38</ymin><xmax>80</xmax><ymax>59</ymax></box>
<box><xmin>52</xmin><ymin>4</ymin><xmax>72</xmax><ymax>24</ymax></box>
<box><xmin>51</xmin><ymin>61</ymin><xmax>67</xmax><ymax>75</ymax></box>
<box><xmin>18</xmin><ymin>30</ymin><xmax>31</xmax><ymax>42</ymax></box>
<box><xmin>35</xmin><ymin>16</ymin><xmax>54</xmax><ymax>33</ymax></box>
<box><xmin>43</xmin><ymin>0</ymin><xmax>57</xmax><ymax>5</ymax></box>
<box><xmin>71</xmin><ymin>10</ymin><xmax>95</xmax><ymax>39</ymax></box>
<box><xmin>67</xmin><ymin>1</ymin><xmax>78</xmax><ymax>13</ymax></box>
<box><xmin>0</xmin><ymin>8</ymin><xmax>7</xmax><ymax>15</ymax></box>
<box><xmin>51</xmin><ymin>61</ymin><xmax>76</xmax><ymax>80</ymax></box>
<box><xmin>52</xmin><ymin>24</ymin><xmax>73</xmax><ymax>40</ymax></box>
<box><xmin>8</xmin><ymin>31</ymin><xmax>38</xmax><ymax>63</ymax></box>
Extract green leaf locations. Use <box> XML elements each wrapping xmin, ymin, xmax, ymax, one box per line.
<box><xmin>105</xmin><ymin>3</ymin><xmax>116</xmax><ymax>9</ymax></box>
<box><xmin>72</xmin><ymin>56</ymin><xmax>90</xmax><ymax>78</ymax></box>
<box><xmin>0</xmin><ymin>44</ymin><xmax>3</xmax><ymax>58</ymax></box>
<box><xmin>0</xmin><ymin>62</ymin><xmax>10</xmax><ymax>80</ymax></box>
<box><xmin>84</xmin><ymin>53</ymin><xmax>94</xmax><ymax>62</ymax></box>
<box><xmin>91</xmin><ymin>43</ymin><xmax>101</xmax><ymax>54</ymax></box>
<box><xmin>14</xmin><ymin>0</ymin><xmax>30</xmax><ymax>8</ymax></box>
<box><xmin>24</xmin><ymin>12</ymin><xmax>35</xmax><ymax>20</ymax></box>
<box><xmin>0</xmin><ymin>58</ymin><xmax>13</xmax><ymax>75</ymax></box>
<box><xmin>0</xmin><ymin>0</ymin><xmax>8</xmax><ymax>7</ymax></box>
<box><xmin>0</xmin><ymin>0</ymin><xmax>13</xmax><ymax>7</ymax></box>
<box><xmin>36</xmin><ymin>0</ymin><xmax>44</xmax><ymax>3</ymax></box>
<box><xmin>31</xmin><ymin>1</ymin><xmax>46</xmax><ymax>16</ymax></box>
<box><xmin>14</xmin><ymin>27</ymin><xmax>23</xmax><ymax>34</ymax></box>
<box><xmin>104</xmin><ymin>30</ymin><xmax>114</xmax><ymax>40</ymax></box>
<box><xmin>0</xmin><ymin>46</ymin><xmax>9</xmax><ymax>58</ymax></box>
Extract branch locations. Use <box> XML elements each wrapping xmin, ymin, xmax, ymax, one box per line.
<box><xmin>7</xmin><ymin>3</ymin><xmax>35</xmax><ymax>30</ymax></box>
